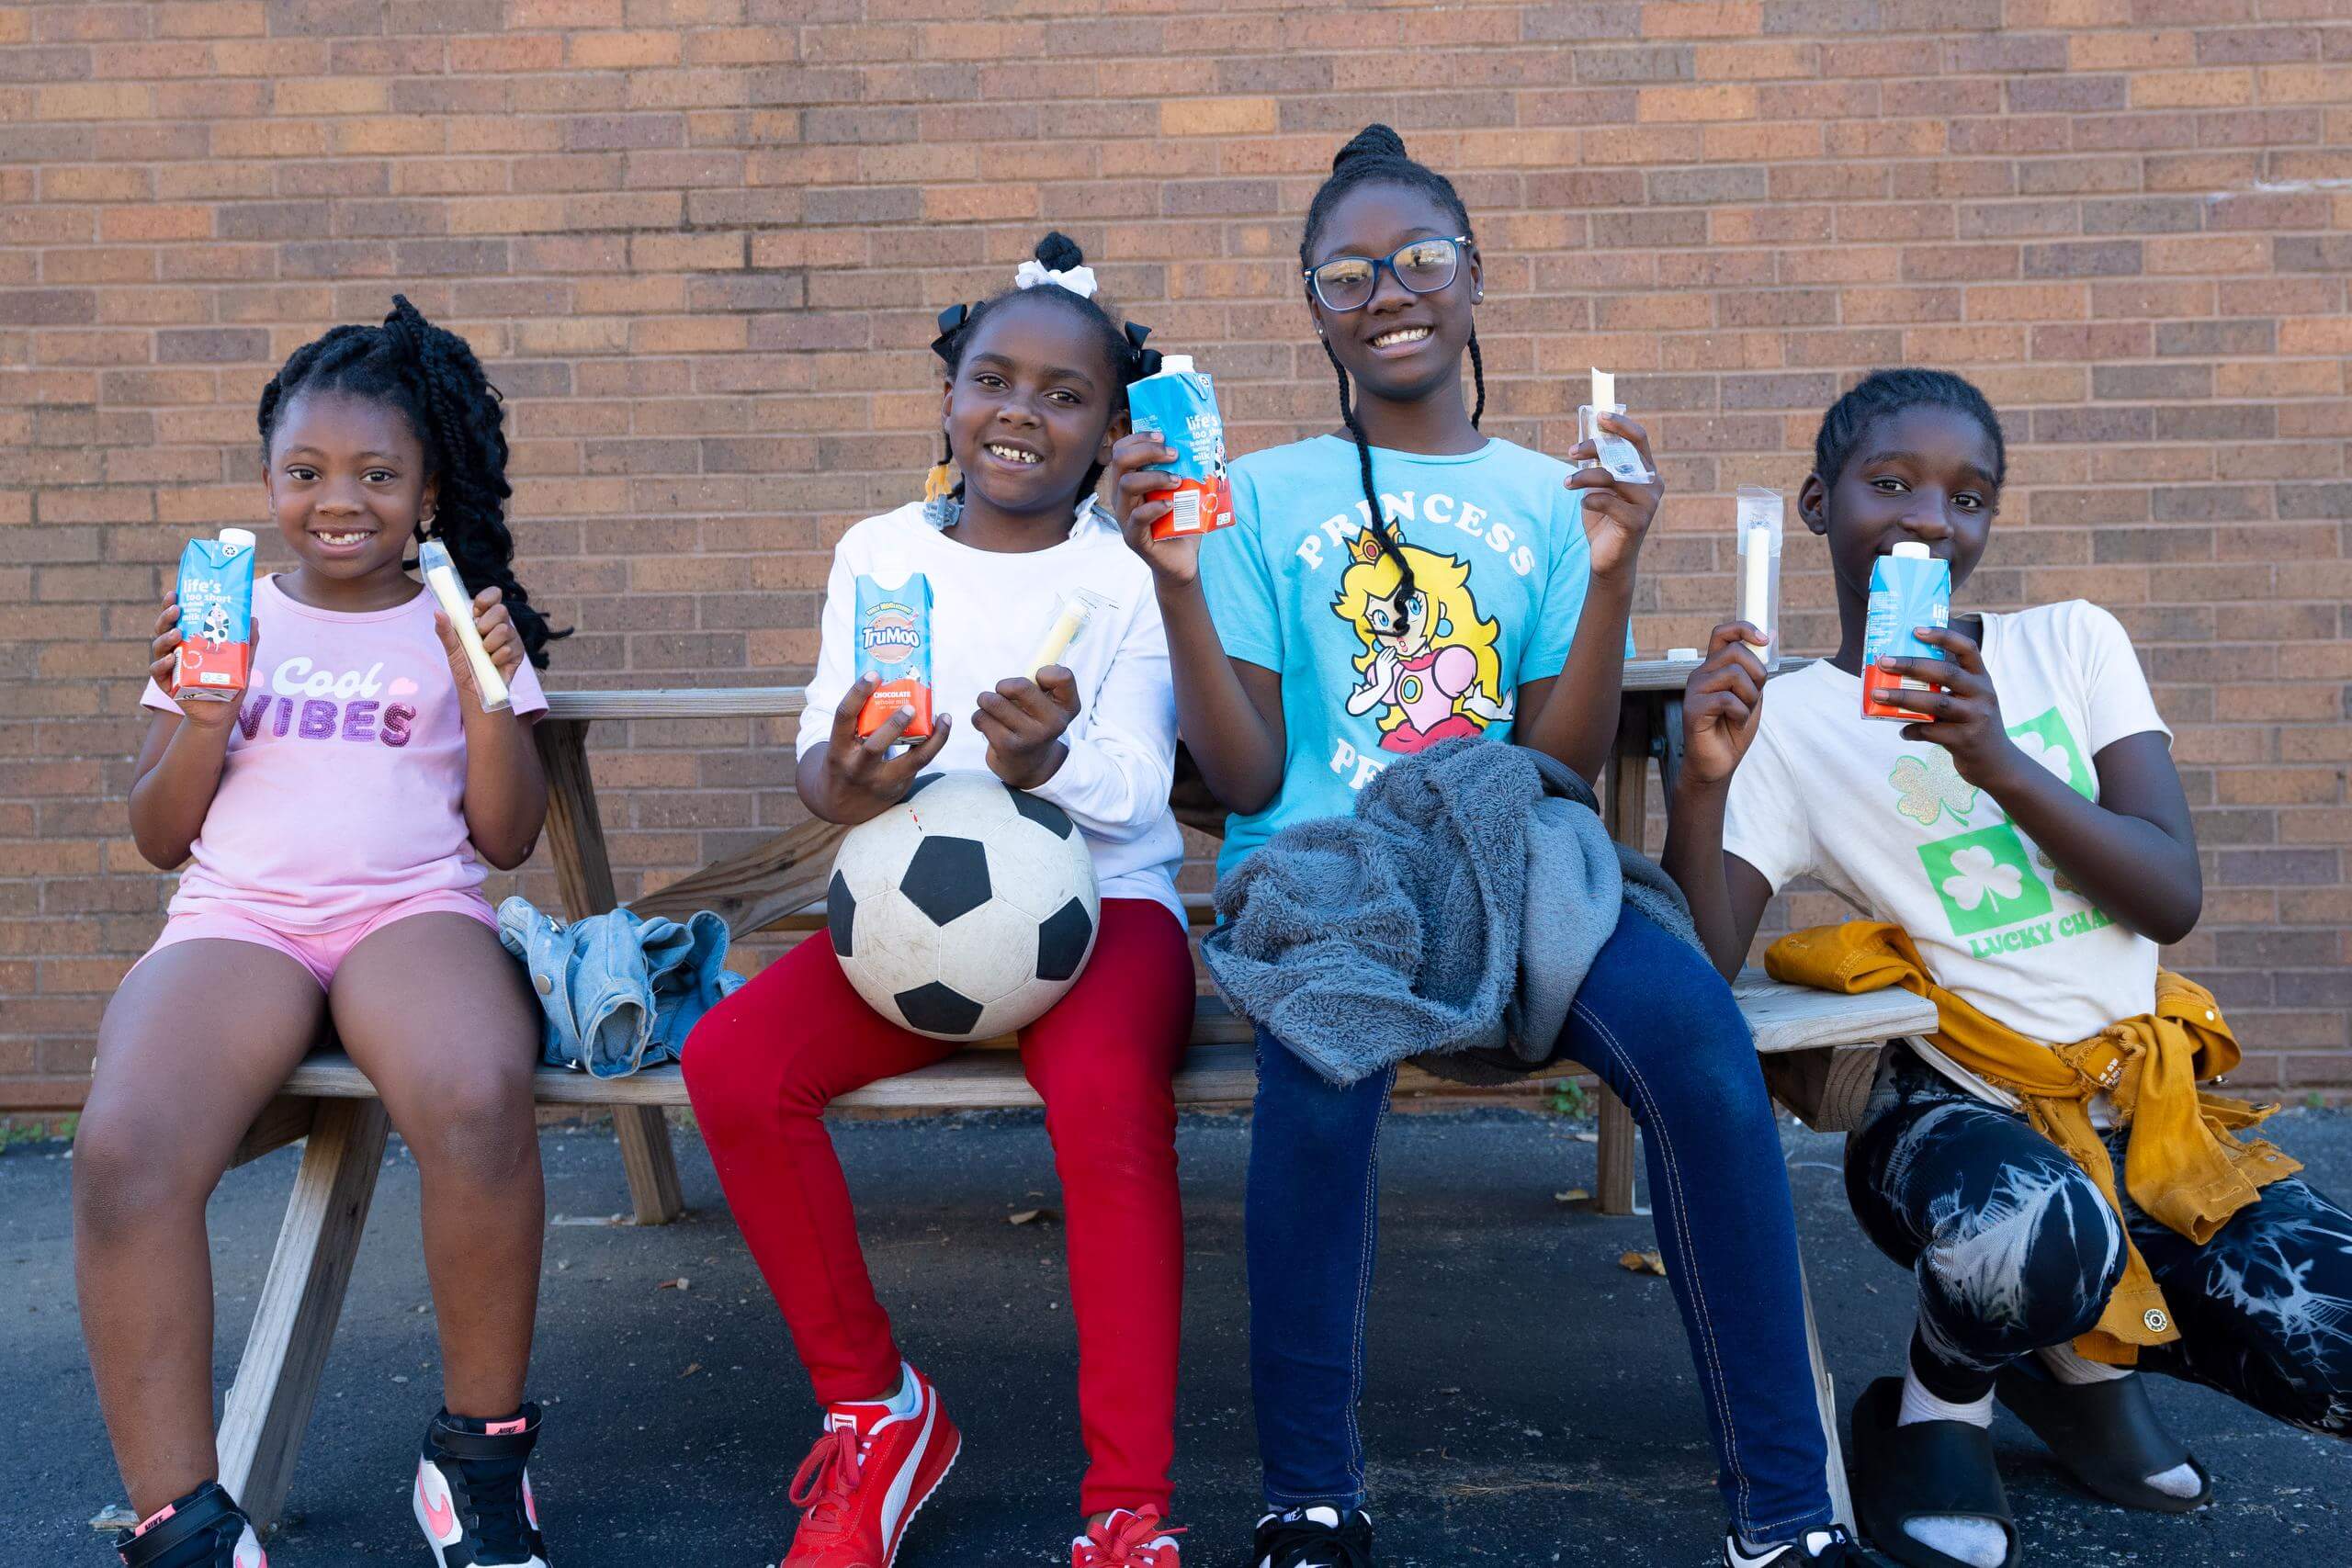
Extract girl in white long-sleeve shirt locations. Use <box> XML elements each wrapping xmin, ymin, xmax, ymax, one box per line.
<box><xmin>682</xmin><ymin>233</ymin><xmax>1195</xmax><ymax>1568</ymax></box>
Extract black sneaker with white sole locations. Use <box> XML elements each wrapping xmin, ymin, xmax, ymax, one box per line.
<box><xmin>1723</xmin><ymin>1524</ymin><xmax>1883</xmax><ymax>1567</ymax></box>
<box><xmin>113</xmin><ymin>1482</ymin><xmax>266</xmax><ymax>1568</ymax></box>
<box><xmin>1252</xmin><ymin>1506</ymin><xmax>1373</xmax><ymax>1568</ymax></box>
<box><xmin>414</xmin><ymin>1404</ymin><xmax>550</xmax><ymax>1567</ymax></box>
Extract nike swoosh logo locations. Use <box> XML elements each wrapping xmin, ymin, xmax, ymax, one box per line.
<box><xmin>418</xmin><ymin>1466</ymin><xmax>458</xmax><ymax>1541</ymax></box>
<box><xmin>1723</xmin><ymin>1541</ymin><xmax>1783</xmax><ymax>1568</ymax></box>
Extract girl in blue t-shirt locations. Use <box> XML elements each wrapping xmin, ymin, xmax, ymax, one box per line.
<box><xmin>1110</xmin><ymin>126</ymin><xmax>1871</xmax><ymax>1568</ymax></box>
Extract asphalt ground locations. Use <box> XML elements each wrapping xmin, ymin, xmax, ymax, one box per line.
<box><xmin>7</xmin><ymin>1107</ymin><xmax>2347</xmax><ymax>1566</ymax></box>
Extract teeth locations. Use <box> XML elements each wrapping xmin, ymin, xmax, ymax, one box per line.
<box><xmin>319</xmin><ymin>532</ymin><xmax>368</xmax><ymax>546</ymax></box>
<box><xmin>986</xmin><ymin>444</ymin><xmax>1039</xmax><ymax>465</ymax></box>
<box><xmin>1372</xmin><ymin>326</ymin><xmax>1431</xmax><ymax>348</ymax></box>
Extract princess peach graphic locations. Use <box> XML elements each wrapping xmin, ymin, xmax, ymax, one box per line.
<box><xmin>1332</xmin><ymin>532</ymin><xmax>1511</xmax><ymax>753</ymax></box>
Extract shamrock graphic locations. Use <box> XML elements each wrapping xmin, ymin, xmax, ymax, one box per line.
<box><xmin>2014</xmin><ymin>730</ymin><xmax>2073</xmax><ymax>788</ymax></box>
<box><xmin>1917</xmin><ymin>822</ymin><xmax>2053</xmax><ymax>937</ymax></box>
<box><xmin>2006</xmin><ymin>708</ymin><xmax>2095</xmax><ymax>802</ymax></box>
<box><xmin>1940</xmin><ymin>843</ymin><xmax>2025</xmax><ymax>913</ymax></box>
<box><xmin>1890</xmin><ymin>747</ymin><xmax>1979</xmax><ymax>829</ymax></box>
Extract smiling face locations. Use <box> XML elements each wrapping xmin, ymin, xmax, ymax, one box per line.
<box><xmin>1305</xmin><ymin>181</ymin><xmax>1480</xmax><ymax>407</ymax></box>
<box><xmin>1802</xmin><ymin>402</ymin><xmax>2002</xmax><ymax>605</ymax></box>
<box><xmin>265</xmin><ymin>389</ymin><xmax>436</xmax><ymax>585</ymax></box>
<box><xmin>940</xmin><ymin>293</ymin><xmax>1124</xmax><ymax>524</ymax></box>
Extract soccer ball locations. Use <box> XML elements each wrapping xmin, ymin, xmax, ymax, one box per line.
<box><xmin>826</xmin><ymin>771</ymin><xmax>1100</xmax><ymax>1041</ymax></box>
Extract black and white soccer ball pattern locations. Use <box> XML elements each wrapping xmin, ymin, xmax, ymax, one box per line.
<box><xmin>826</xmin><ymin>771</ymin><xmax>1101</xmax><ymax>1040</ymax></box>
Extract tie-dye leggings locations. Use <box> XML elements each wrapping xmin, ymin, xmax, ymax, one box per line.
<box><xmin>1845</xmin><ymin>1043</ymin><xmax>2352</xmax><ymax>1438</ymax></box>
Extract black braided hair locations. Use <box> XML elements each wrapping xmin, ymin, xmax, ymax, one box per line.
<box><xmin>256</xmin><ymin>295</ymin><xmax>564</xmax><ymax>667</ymax></box>
<box><xmin>1812</xmin><ymin>367</ymin><xmax>2007</xmax><ymax>493</ymax></box>
<box><xmin>1300</xmin><ymin>124</ymin><xmax>1487</xmax><ymax>592</ymax></box>
<box><xmin>932</xmin><ymin>231</ymin><xmax>1160</xmax><ymax>506</ymax></box>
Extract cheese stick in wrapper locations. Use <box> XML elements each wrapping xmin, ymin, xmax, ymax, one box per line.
<box><xmin>1577</xmin><ymin>367</ymin><xmax>1652</xmax><ymax>485</ymax></box>
<box><xmin>1026</xmin><ymin>588</ymin><xmax>1114</xmax><ymax>682</ymax></box>
<box><xmin>418</xmin><ymin>538</ymin><xmax>511</xmax><ymax>712</ymax></box>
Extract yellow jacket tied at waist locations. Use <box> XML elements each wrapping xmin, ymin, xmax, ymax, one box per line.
<box><xmin>1767</xmin><ymin>920</ymin><xmax>2301</xmax><ymax>1364</ymax></box>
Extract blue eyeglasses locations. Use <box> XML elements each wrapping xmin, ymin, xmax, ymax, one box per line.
<box><xmin>1304</xmin><ymin>235</ymin><xmax>1473</xmax><ymax>312</ymax></box>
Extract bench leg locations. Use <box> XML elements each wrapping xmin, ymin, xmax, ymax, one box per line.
<box><xmin>1798</xmin><ymin>1254</ymin><xmax>1858</xmax><ymax>1531</ymax></box>
<box><xmin>613</xmin><ymin>1104</ymin><xmax>684</xmax><ymax>1225</ymax></box>
<box><xmin>1594</xmin><ymin>1086</ymin><xmax>1639</xmax><ymax>1216</ymax></box>
<box><xmin>217</xmin><ymin>1099</ymin><xmax>390</xmax><ymax>1531</ymax></box>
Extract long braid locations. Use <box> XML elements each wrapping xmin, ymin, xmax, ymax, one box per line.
<box><xmin>258</xmin><ymin>296</ymin><xmax>566</xmax><ymax>667</ymax></box>
<box><xmin>1467</xmin><ymin>329</ymin><xmax>1487</xmax><ymax>430</ymax></box>
<box><xmin>1322</xmin><ymin>336</ymin><xmax>1415</xmax><ymax>601</ymax></box>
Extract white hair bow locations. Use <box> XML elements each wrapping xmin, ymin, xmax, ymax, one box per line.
<box><xmin>1013</xmin><ymin>258</ymin><xmax>1098</xmax><ymax>299</ymax></box>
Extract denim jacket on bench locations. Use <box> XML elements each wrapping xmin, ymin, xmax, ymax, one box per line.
<box><xmin>497</xmin><ymin>896</ymin><xmax>745</xmax><ymax>1078</ymax></box>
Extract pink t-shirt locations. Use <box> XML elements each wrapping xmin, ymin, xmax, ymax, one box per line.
<box><xmin>141</xmin><ymin>573</ymin><xmax>548</xmax><ymax>931</ymax></box>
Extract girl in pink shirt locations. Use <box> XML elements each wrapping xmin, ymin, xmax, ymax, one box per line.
<box><xmin>77</xmin><ymin>298</ymin><xmax>561</xmax><ymax>1568</ymax></box>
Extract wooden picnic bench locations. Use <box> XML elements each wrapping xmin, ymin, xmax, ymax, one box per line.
<box><xmin>209</xmin><ymin>663</ymin><xmax>1936</xmax><ymax>1533</ymax></box>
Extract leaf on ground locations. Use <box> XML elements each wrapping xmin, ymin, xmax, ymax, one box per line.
<box><xmin>1553</xmin><ymin>1189</ymin><xmax>1589</xmax><ymax>1204</ymax></box>
<box><xmin>1007</xmin><ymin>1208</ymin><xmax>1058</xmax><ymax>1226</ymax></box>
<box><xmin>1573</xmin><ymin>1132</ymin><xmax>1599</xmax><ymax>1144</ymax></box>
<box><xmin>679</xmin><ymin>1362</ymin><xmax>701</xmax><ymax>1379</ymax></box>
<box><xmin>1617</xmin><ymin>1249</ymin><xmax>1667</xmax><ymax>1277</ymax></box>
<box><xmin>657</xmin><ymin>1276</ymin><xmax>690</xmax><ymax>1291</ymax></box>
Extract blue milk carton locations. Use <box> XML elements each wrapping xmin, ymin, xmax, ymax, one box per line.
<box><xmin>1126</xmin><ymin>355</ymin><xmax>1233</xmax><ymax>540</ymax></box>
<box><xmin>1860</xmin><ymin>541</ymin><xmax>1951</xmax><ymax>722</ymax></box>
<box><xmin>171</xmin><ymin>527</ymin><xmax>258</xmax><ymax>702</ymax></box>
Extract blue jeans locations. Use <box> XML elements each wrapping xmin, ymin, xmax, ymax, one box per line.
<box><xmin>1245</xmin><ymin>907</ymin><xmax>1835</xmax><ymax>1542</ymax></box>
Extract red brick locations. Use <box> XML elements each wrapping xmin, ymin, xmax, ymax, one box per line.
<box><xmin>2</xmin><ymin>3</ymin><xmax>2350</xmax><ymax>1102</ymax></box>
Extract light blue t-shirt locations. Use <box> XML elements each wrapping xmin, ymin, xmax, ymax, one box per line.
<box><xmin>1199</xmin><ymin>434</ymin><xmax>1631</xmax><ymax>878</ymax></box>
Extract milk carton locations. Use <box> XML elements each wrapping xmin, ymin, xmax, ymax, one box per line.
<box><xmin>1860</xmin><ymin>542</ymin><xmax>1950</xmax><ymax>722</ymax></box>
<box><xmin>854</xmin><ymin>570</ymin><xmax>933</xmax><ymax>739</ymax></box>
<box><xmin>1125</xmin><ymin>355</ymin><xmax>1233</xmax><ymax>540</ymax></box>
<box><xmin>171</xmin><ymin>528</ymin><xmax>257</xmax><ymax>702</ymax></box>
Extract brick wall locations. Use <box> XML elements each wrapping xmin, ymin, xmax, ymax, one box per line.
<box><xmin>3</xmin><ymin>0</ymin><xmax>2347</xmax><ymax>1110</ymax></box>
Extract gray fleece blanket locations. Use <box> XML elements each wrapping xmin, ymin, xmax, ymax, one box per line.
<box><xmin>1202</xmin><ymin>738</ymin><xmax>1702</xmax><ymax>1087</ymax></box>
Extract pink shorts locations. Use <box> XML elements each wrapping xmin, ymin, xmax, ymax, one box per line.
<box><xmin>135</xmin><ymin>889</ymin><xmax>499</xmax><ymax>991</ymax></box>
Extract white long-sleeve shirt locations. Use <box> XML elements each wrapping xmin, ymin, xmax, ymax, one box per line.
<box><xmin>797</xmin><ymin>499</ymin><xmax>1184</xmax><ymax>924</ymax></box>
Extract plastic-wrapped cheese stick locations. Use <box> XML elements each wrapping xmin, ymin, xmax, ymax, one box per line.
<box><xmin>1026</xmin><ymin>588</ymin><xmax>1114</xmax><ymax>682</ymax></box>
<box><xmin>1578</xmin><ymin>367</ymin><xmax>1652</xmax><ymax>484</ymax></box>
<box><xmin>417</xmin><ymin>538</ymin><xmax>512</xmax><ymax>713</ymax></box>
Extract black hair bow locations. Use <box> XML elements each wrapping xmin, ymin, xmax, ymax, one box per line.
<box><xmin>1125</xmin><ymin>320</ymin><xmax>1161</xmax><ymax>376</ymax></box>
<box><xmin>931</xmin><ymin>303</ymin><xmax>969</xmax><ymax>360</ymax></box>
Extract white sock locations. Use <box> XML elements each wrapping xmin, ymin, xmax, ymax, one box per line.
<box><xmin>1905</xmin><ymin>1516</ymin><xmax>2009</xmax><ymax>1568</ymax></box>
<box><xmin>2039</xmin><ymin>1342</ymin><xmax>2132</xmax><ymax>1384</ymax></box>
<box><xmin>881</xmin><ymin>1361</ymin><xmax>922</xmax><ymax>1417</ymax></box>
<box><xmin>2034</xmin><ymin>1348</ymin><xmax>2203</xmax><ymax>1498</ymax></box>
<box><xmin>1898</xmin><ymin>1362</ymin><xmax>1994</xmax><ymax>1429</ymax></box>
<box><xmin>1895</xmin><ymin>1365</ymin><xmax>2007</xmax><ymax>1568</ymax></box>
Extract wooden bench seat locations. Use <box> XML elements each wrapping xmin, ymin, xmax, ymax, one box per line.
<box><xmin>208</xmin><ymin>672</ymin><xmax>1928</xmax><ymax>1535</ymax></box>
<box><xmin>258</xmin><ymin>977</ymin><xmax>1933</xmax><ymax>1117</ymax></box>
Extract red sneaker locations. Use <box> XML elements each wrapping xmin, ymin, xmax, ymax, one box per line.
<box><xmin>783</xmin><ymin>1365</ymin><xmax>960</xmax><ymax>1568</ymax></box>
<box><xmin>1072</xmin><ymin>1509</ymin><xmax>1184</xmax><ymax>1567</ymax></box>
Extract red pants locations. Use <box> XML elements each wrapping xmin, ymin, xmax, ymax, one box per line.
<box><xmin>683</xmin><ymin>897</ymin><xmax>1193</xmax><ymax>1517</ymax></box>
